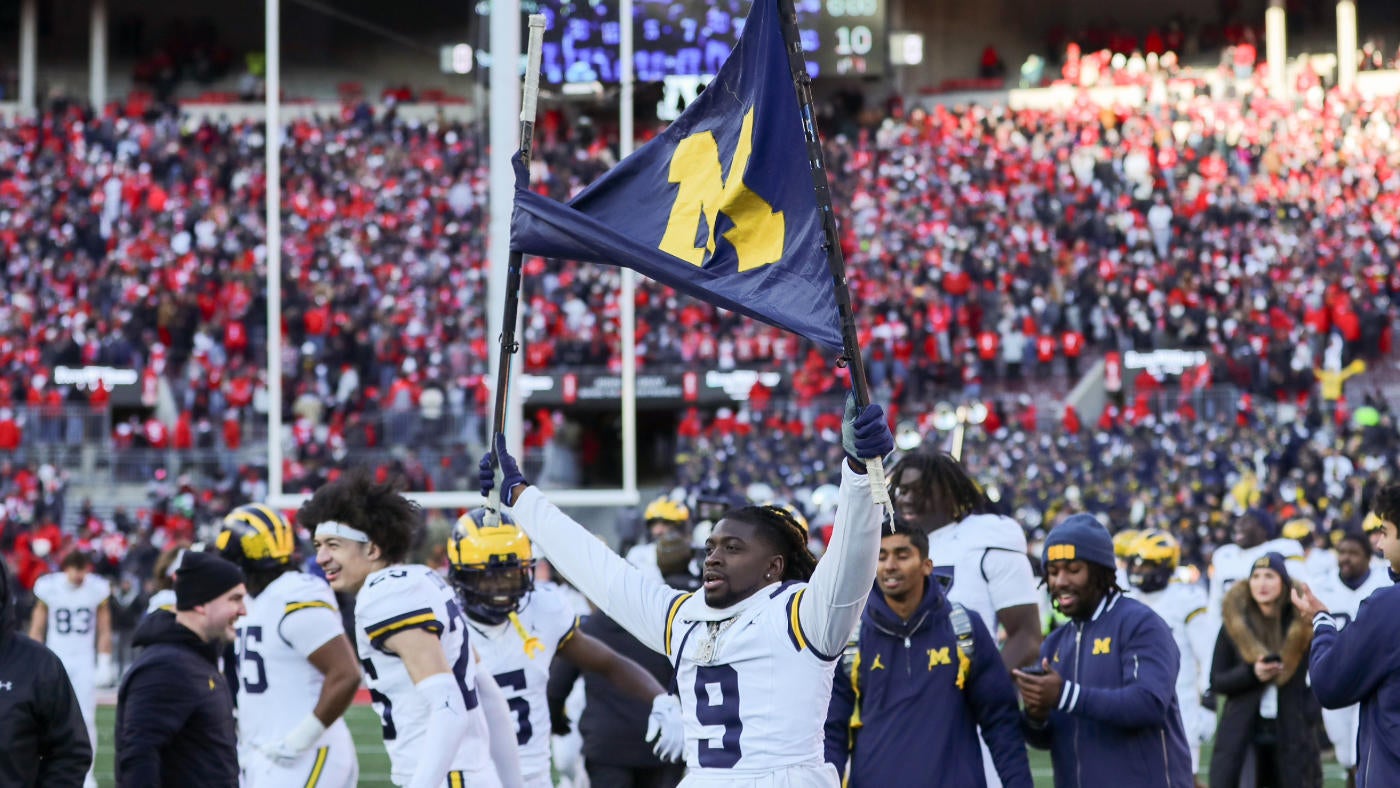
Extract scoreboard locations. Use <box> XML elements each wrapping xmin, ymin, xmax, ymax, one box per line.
<box><xmin>514</xmin><ymin>0</ymin><xmax>887</xmax><ymax>83</ymax></box>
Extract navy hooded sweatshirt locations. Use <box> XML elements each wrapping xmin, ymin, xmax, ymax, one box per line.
<box><xmin>825</xmin><ymin>578</ymin><xmax>1031</xmax><ymax>787</ymax></box>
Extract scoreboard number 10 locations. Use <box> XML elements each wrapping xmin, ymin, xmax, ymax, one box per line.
<box><xmin>835</xmin><ymin>25</ymin><xmax>875</xmax><ymax>56</ymax></box>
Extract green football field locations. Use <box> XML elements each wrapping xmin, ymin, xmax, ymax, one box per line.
<box><xmin>92</xmin><ymin>704</ymin><xmax>1349</xmax><ymax>786</ymax></box>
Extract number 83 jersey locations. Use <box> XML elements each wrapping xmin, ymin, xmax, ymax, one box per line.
<box><xmin>33</xmin><ymin>571</ymin><xmax>110</xmax><ymax>666</ymax></box>
<box><xmin>355</xmin><ymin>565</ymin><xmax>496</xmax><ymax>786</ymax></box>
<box><xmin>468</xmin><ymin>584</ymin><xmax>580</xmax><ymax>787</ymax></box>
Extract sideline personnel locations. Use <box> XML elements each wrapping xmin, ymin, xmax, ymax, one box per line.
<box><xmin>115</xmin><ymin>551</ymin><xmax>246</xmax><ymax>787</ymax></box>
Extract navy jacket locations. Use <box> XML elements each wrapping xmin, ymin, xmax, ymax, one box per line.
<box><xmin>1023</xmin><ymin>592</ymin><xmax>1193</xmax><ymax>788</ymax></box>
<box><xmin>1310</xmin><ymin>582</ymin><xmax>1400</xmax><ymax>788</ymax></box>
<box><xmin>115</xmin><ymin>612</ymin><xmax>239</xmax><ymax>788</ymax></box>
<box><xmin>825</xmin><ymin>579</ymin><xmax>1031</xmax><ymax>787</ymax></box>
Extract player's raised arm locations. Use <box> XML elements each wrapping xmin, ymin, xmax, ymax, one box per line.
<box><xmin>798</xmin><ymin>400</ymin><xmax>891</xmax><ymax>659</ymax></box>
<box><xmin>488</xmin><ymin>435</ymin><xmax>682</xmax><ymax>655</ymax></box>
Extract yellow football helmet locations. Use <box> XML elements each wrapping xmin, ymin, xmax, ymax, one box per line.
<box><xmin>1127</xmin><ymin>529</ymin><xmax>1180</xmax><ymax>593</ymax></box>
<box><xmin>447</xmin><ymin>509</ymin><xmax>535</xmax><ymax>624</ymax></box>
<box><xmin>1363</xmin><ymin>512</ymin><xmax>1386</xmax><ymax>535</ymax></box>
<box><xmin>644</xmin><ymin>497</ymin><xmax>690</xmax><ymax>526</ymax></box>
<box><xmin>214</xmin><ymin>504</ymin><xmax>296</xmax><ymax>571</ymax></box>
<box><xmin>1112</xmin><ymin>529</ymin><xmax>1142</xmax><ymax>559</ymax></box>
<box><xmin>762</xmin><ymin>502</ymin><xmax>808</xmax><ymax>534</ymax></box>
<box><xmin>1282</xmin><ymin>518</ymin><xmax>1315</xmax><ymax>541</ymax></box>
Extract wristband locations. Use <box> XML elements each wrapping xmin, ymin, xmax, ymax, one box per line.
<box><xmin>282</xmin><ymin>713</ymin><xmax>327</xmax><ymax>753</ymax></box>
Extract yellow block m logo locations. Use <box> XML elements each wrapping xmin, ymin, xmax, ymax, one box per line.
<box><xmin>1092</xmin><ymin>637</ymin><xmax>1112</xmax><ymax>655</ymax></box>
<box><xmin>659</xmin><ymin>108</ymin><xmax>784</xmax><ymax>272</ymax></box>
<box><xmin>927</xmin><ymin>647</ymin><xmax>951</xmax><ymax>669</ymax></box>
<box><xmin>1047</xmin><ymin>544</ymin><xmax>1076</xmax><ymax>561</ymax></box>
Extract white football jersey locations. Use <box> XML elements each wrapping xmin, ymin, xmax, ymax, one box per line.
<box><xmin>927</xmin><ymin>513</ymin><xmax>1040</xmax><ymax>636</ymax></box>
<box><xmin>507</xmin><ymin>460</ymin><xmax>881</xmax><ymax>785</ymax></box>
<box><xmin>661</xmin><ymin>583</ymin><xmax>843</xmax><ymax>772</ymax></box>
<box><xmin>1207</xmin><ymin>538</ymin><xmax>1303</xmax><ymax>632</ymax></box>
<box><xmin>1131</xmin><ymin>582</ymin><xmax>1212</xmax><ymax>708</ymax></box>
<box><xmin>468</xmin><ymin>584</ymin><xmax>580</xmax><ymax>785</ymax></box>
<box><xmin>1300</xmin><ymin>548</ymin><xmax>1339</xmax><ymax>587</ymax></box>
<box><xmin>1314</xmin><ymin>567</ymin><xmax>1393</xmax><ymax>630</ymax></box>
<box><xmin>355</xmin><ymin>565</ymin><xmax>496</xmax><ymax>786</ymax></box>
<box><xmin>233</xmin><ymin>572</ymin><xmax>351</xmax><ymax>743</ymax></box>
<box><xmin>145</xmin><ymin>589</ymin><xmax>176</xmax><ymax>615</ymax></box>
<box><xmin>33</xmin><ymin>572</ymin><xmax>110</xmax><ymax>666</ymax></box>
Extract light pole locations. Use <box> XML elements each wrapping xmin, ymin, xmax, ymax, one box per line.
<box><xmin>931</xmin><ymin>400</ymin><xmax>989</xmax><ymax>461</ymax></box>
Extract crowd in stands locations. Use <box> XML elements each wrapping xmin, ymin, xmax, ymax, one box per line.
<box><xmin>2</xmin><ymin>85</ymin><xmax>1398</xmax><ymax>464</ymax></box>
<box><xmin>0</xmin><ymin>68</ymin><xmax>1398</xmax><ymax>595</ymax></box>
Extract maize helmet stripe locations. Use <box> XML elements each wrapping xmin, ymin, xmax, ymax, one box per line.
<box><xmin>223</xmin><ymin>503</ymin><xmax>294</xmax><ymax>564</ymax></box>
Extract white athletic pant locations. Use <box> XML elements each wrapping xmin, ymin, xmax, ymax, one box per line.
<box><xmin>242</xmin><ymin>723</ymin><xmax>358</xmax><ymax>788</ymax></box>
<box><xmin>680</xmin><ymin>761</ymin><xmax>839</xmax><ymax>787</ymax></box>
<box><xmin>1322</xmin><ymin>704</ymin><xmax>1362</xmax><ymax>770</ymax></box>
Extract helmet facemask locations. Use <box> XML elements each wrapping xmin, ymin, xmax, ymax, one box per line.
<box><xmin>1128</xmin><ymin>557</ymin><xmax>1173</xmax><ymax>593</ymax></box>
<box><xmin>451</xmin><ymin>558</ymin><xmax>535</xmax><ymax>625</ymax></box>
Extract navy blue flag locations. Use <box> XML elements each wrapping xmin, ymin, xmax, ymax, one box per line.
<box><xmin>509</xmin><ymin>0</ymin><xmax>843</xmax><ymax>350</ymax></box>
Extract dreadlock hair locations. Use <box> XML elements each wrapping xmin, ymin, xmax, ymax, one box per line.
<box><xmin>723</xmin><ymin>504</ymin><xmax>818</xmax><ymax>582</ymax></box>
<box><xmin>890</xmin><ymin>451</ymin><xmax>993</xmax><ymax>526</ymax></box>
<box><xmin>1372</xmin><ymin>483</ymin><xmax>1400</xmax><ymax>528</ymax></box>
<box><xmin>1087</xmin><ymin>563</ymin><xmax>1122</xmax><ymax>602</ymax></box>
<box><xmin>297</xmin><ymin>467</ymin><xmax>423</xmax><ymax>565</ymax></box>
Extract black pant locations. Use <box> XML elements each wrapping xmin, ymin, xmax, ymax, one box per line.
<box><xmin>585</xmin><ymin>760</ymin><xmax>686</xmax><ymax>788</ymax></box>
<box><xmin>1253</xmin><ymin>718</ymin><xmax>1281</xmax><ymax>787</ymax></box>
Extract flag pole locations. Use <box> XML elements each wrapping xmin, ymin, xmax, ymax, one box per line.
<box><xmin>487</xmin><ymin>14</ymin><xmax>547</xmax><ymax>522</ymax></box>
<box><xmin>772</xmin><ymin>0</ymin><xmax>890</xmax><ymax>509</ymax></box>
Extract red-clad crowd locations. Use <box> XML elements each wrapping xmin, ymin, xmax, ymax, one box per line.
<box><xmin>0</xmin><ymin>80</ymin><xmax>1394</xmax><ymax>516</ymax></box>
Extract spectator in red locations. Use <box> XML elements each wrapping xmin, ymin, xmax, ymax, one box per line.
<box><xmin>0</xmin><ymin>409</ymin><xmax>21</xmax><ymax>453</ymax></box>
<box><xmin>980</xmin><ymin>45</ymin><xmax>1006</xmax><ymax>79</ymax></box>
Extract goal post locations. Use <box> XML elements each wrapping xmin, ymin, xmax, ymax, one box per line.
<box><xmin>263</xmin><ymin>0</ymin><xmax>639</xmax><ymax>512</ymax></box>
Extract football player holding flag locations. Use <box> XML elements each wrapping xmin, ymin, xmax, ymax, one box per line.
<box><xmin>480</xmin><ymin>399</ymin><xmax>891</xmax><ymax>787</ymax></box>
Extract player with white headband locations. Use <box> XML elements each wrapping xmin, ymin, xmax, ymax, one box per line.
<box><xmin>302</xmin><ymin>469</ymin><xmax>525</xmax><ymax>788</ymax></box>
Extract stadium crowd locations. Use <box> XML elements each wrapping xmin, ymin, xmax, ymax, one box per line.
<box><xmin>0</xmin><ymin>83</ymin><xmax>1397</xmax><ymax>461</ymax></box>
<box><xmin>0</xmin><ymin>77</ymin><xmax>1396</xmax><ymax>599</ymax></box>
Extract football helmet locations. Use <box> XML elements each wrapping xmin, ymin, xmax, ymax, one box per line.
<box><xmin>1128</xmin><ymin>529</ymin><xmax>1180</xmax><ymax>593</ymax></box>
<box><xmin>447</xmin><ymin>508</ymin><xmax>535</xmax><ymax>625</ymax></box>
<box><xmin>1112</xmin><ymin>528</ymin><xmax>1142</xmax><ymax>559</ymax></box>
<box><xmin>214</xmin><ymin>504</ymin><xmax>296</xmax><ymax>572</ymax></box>
<box><xmin>644</xmin><ymin>497</ymin><xmax>690</xmax><ymax>527</ymax></box>
<box><xmin>1282</xmin><ymin>518</ymin><xmax>1315</xmax><ymax>541</ymax></box>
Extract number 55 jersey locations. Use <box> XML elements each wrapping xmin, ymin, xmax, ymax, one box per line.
<box><xmin>233</xmin><ymin>571</ymin><xmax>357</xmax><ymax>787</ymax></box>
<box><xmin>355</xmin><ymin>565</ymin><xmax>498</xmax><ymax>787</ymax></box>
<box><xmin>468</xmin><ymin>583</ymin><xmax>580</xmax><ymax>788</ymax></box>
